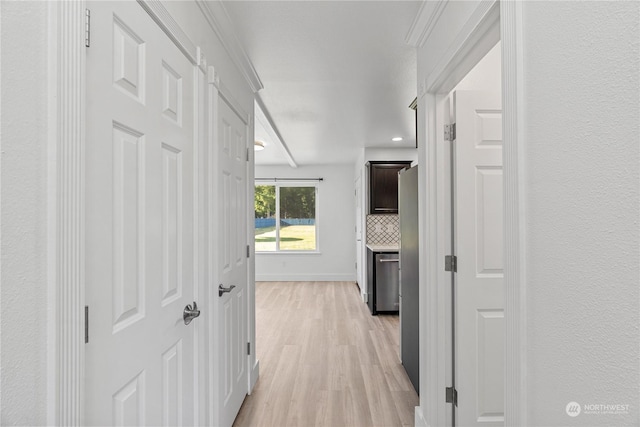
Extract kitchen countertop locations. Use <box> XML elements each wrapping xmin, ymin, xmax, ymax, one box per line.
<box><xmin>366</xmin><ymin>244</ymin><xmax>399</xmax><ymax>252</ymax></box>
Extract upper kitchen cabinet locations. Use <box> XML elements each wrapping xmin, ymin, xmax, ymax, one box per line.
<box><xmin>368</xmin><ymin>161</ymin><xmax>412</xmax><ymax>214</ymax></box>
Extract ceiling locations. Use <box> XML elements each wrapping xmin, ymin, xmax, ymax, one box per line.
<box><xmin>222</xmin><ymin>0</ymin><xmax>421</xmax><ymax>166</ymax></box>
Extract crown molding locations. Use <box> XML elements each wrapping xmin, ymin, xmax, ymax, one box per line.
<box><xmin>137</xmin><ymin>0</ymin><xmax>198</xmax><ymax>65</ymax></box>
<box><xmin>196</xmin><ymin>0</ymin><xmax>264</xmax><ymax>93</ymax></box>
<box><xmin>405</xmin><ymin>0</ymin><xmax>448</xmax><ymax>48</ymax></box>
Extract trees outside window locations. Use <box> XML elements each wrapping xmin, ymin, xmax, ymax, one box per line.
<box><xmin>254</xmin><ymin>184</ymin><xmax>317</xmax><ymax>252</ymax></box>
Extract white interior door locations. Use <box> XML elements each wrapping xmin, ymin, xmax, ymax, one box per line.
<box><xmin>452</xmin><ymin>90</ymin><xmax>504</xmax><ymax>426</ymax></box>
<box><xmin>85</xmin><ymin>2</ymin><xmax>199</xmax><ymax>425</ymax></box>
<box><xmin>214</xmin><ymin>96</ymin><xmax>249</xmax><ymax>427</ymax></box>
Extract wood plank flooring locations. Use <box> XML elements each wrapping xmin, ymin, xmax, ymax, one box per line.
<box><xmin>233</xmin><ymin>281</ymin><xmax>419</xmax><ymax>427</ymax></box>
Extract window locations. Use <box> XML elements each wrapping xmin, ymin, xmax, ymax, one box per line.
<box><xmin>254</xmin><ymin>183</ymin><xmax>318</xmax><ymax>252</ymax></box>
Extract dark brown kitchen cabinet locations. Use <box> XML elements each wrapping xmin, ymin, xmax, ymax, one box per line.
<box><xmin>369</xmin><ymin>161</ymin><xmax>411</xmax><ymax>214</ymax></box>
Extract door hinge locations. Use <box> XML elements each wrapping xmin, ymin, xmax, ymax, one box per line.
<box><xmin>85</xmin><ymin>9</ymin><xmax>91</xmax><ymax>48</ymax></box>
<box><xmin>445</xmin><ymin>387</ymin><xmax>458</xmax><ymax>406</ymax></box>
<box><xmin>84</xmin><ymin>305</ymin><xmax>89</xmax><ymax>344</ymax></box>
<box><xmin>246</xmin><ymin>244</ymin><xmax>250</xmax><ymax>258</ymax></box>
<box><xmin>247</xmin><ymin>342</ymin><xmax>251</xmax><ymax>355</ymax></box>
<box><xmin>444</xmin><ymin>123</ymin><xmax>456</xmax><ymax>141</ymax></box>
<box><xmin>246</xmin><ymin>147</ymin><xmax>250</xmax><ymax>162</ymax></box>
<box><xmin>445</xmin><ymin>255</ymin><xmax>457</xmax><ymax>272</ymax></box>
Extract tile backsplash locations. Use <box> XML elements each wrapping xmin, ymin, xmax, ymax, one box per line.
<box><xmin>366</xmin><ymin>214</ymin><xmax>399</xmax><ymax>245</ymax></box>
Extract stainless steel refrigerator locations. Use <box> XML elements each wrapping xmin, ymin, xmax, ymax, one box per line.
<box><xmin>399</xmin><ymin>165</ymin><xmax>419</xmax><ymax>394</ymax></box>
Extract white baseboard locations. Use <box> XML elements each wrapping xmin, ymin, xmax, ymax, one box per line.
<box><xmin>415</xmin><ymin>406</ymin><xmax>429</xmax><ymax>427</ymax></box>
<box><xmin>255</xmin><ymin>273</ymin><xmax>356</xmax><ymax>282</ymax></box>
<box><xmin>248</xmin><ymin>359</ymin><xmax>259</xmax><ymax>395</ymax></box>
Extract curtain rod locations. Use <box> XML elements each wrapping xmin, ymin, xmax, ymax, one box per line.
<box><xmin>255</xmin><ymin>178</ymin><xmax>323</xmax><ymax>182</ymax></box>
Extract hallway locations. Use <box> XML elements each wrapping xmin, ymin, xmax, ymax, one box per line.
<box><xmin>233</xmin><ymin>281</ymin><xmax>418</xmax><ymax>427</ymax></box>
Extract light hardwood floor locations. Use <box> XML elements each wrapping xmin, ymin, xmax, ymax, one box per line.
<box><xmin>233</xmin><ymin>281</ymin><xmax>419</xmax><ymax>427</ymax></box>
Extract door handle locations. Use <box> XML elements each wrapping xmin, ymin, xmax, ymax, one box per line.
<box><xmin>183</xmin><ymin>301</ymin><xmax>200</xmax><ymax>325</ymax></box>
<box><xmin>379</xmin><ymin>259</ymin><xmax>400</xmax><ymax>263</ymax></box>
<box><xmin>218</xmin><ymin>284</ymin><xmax>236</xmax><ymax>297</ymax></box>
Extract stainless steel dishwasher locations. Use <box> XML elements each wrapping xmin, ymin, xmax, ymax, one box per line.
<box><xmin>375</xmin><ymin>253</ymin><xmax>400</xmax><ymax>312</ymax></box>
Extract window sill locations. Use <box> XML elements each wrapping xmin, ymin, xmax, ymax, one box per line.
<box><xmin>256</xmin><ymin>251</ymin><xmax>322</xmax><ymax>256</ymax></box>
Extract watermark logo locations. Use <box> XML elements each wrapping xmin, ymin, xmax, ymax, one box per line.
<box><xmin>566</xmin><ymin>402</ymin><xmax>581</xmax><ymax>417</ymax></box>
<box><xmin>566</xmin><ymin>401</ymin><xmax>630</xmax><ymax>417</ymax></box>
<box><xmin>583</xmin><ymin>403</ymin><xmax>630</xmax><ymax>415</ymax></box>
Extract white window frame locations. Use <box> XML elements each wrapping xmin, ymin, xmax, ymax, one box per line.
<box><xmin>255</xmin><ymin>180</ymin><xmax>320</xmax><ymax>254</ymax></box>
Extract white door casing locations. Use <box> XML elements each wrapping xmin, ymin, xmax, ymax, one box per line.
<box><xmin>208</xmin><ymin>71</ymin><xmax>250</xmax><ymax>427</ymax></box>
<box><xmin>452</xmin><ymin>90</ymin><xmax>504</xmax><ymax>426</ymax></box>
<box><xmin>85</xmin><ymin>2</ymin><xmax>200</xmax><ymax>424</ymax></box>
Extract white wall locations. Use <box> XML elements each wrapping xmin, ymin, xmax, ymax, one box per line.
<box><xmin>1</xmin><ymin>2</ymin><xmax>49</xmax><ymax>423</ymax></box>
<box><xmin>454</xmin><ymin>42</ymin><xmax>501</xmax><ymax>93</ymax></box>
<box><xmin>522</xmin><ymin>2</ymin><xmax>639</xmax><ymax>425</ymax></box>
<box><xmin>255</xmin><ymin>164</ymin><xmax>356</xmax><ymax>282</ymax></box>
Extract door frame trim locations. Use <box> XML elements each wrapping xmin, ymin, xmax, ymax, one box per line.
<box><xmin>51</xmin><ymin>1</ymin><xmax>208</xmax><ymax>424</ymax></box>
<box><xmin>415</xmin><ymin>1</ymin><xmax>527</xmax><ymax>426</ymax></box>
<box><xmin>48</xmin><ymin>1</ymin><xmax>87</xmax><ymax>424</ymax></box>
<box><xmin>500</xmin><ymin>2</ymin><xmax>528</xmax><ymax>424</ymax></box>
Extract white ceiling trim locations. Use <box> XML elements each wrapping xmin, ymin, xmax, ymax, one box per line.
<box><xmin>255</xmin><ymin>96</ymin><xmax>298</xmax><ymax>169</ymax></box>
<box><xmin>138</xmin><ymin>0</ymin><xmax>198</xmax><ymax>64</ymax></box>
<box><xmin>405</xmin><ymin>0</ymin><xmax>448</xmax><ymax>48</ymax></box>
<box><xmin>196</xmin><ymin>0</ymin><xmax>264</xmax><ymax>93</ymax></box>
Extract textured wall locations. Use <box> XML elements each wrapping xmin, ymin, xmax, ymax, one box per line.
<box><xmin>523</xmin><ymin>1</ymin><xmax>639</xmax><ymax>425</ymax></box>
<box><xmin>1</xmin><ymin>2</ymin><xmax>50</xmax><ymax>424</ymax></box>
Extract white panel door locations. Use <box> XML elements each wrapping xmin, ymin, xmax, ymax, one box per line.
<box><xmin>215</xmin><ymin>97</ymin><xmax>249</xmax><ymax>427</ymax></box>
<box><xmin>85</xmin><ymin>2</ymin><xmax>198</xmax><ymax>425</ymax></box>
<box><xmin>453</xmin><ymin>90</ymin><xmax>504</xmax><ymax>426</ymax></box>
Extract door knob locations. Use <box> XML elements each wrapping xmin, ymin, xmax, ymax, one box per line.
<box><xmin>183</xmin><ymin>301</ymin><xmax>200</xmax><ymax>325</ymax></box>
<box><xmin>218</xmin><ymin>284</ymin><xmax>236</xmax><ymax>297</ymax></box>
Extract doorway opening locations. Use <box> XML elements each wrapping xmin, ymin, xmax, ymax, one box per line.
<box><xmin>443</xmin><ymin>41</ymin><xmax>504</xmax><ymax>427</ymax></box>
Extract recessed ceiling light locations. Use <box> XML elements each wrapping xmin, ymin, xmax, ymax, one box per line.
<box><xmin>254</xmin><ymin>140</ymin><xmax>265</xmax><ymax>151</ymax></box>
<box><xmin>392</xmin><ymin>137</ymin><xmax>403</xmax><ymax>142</ymax></box>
